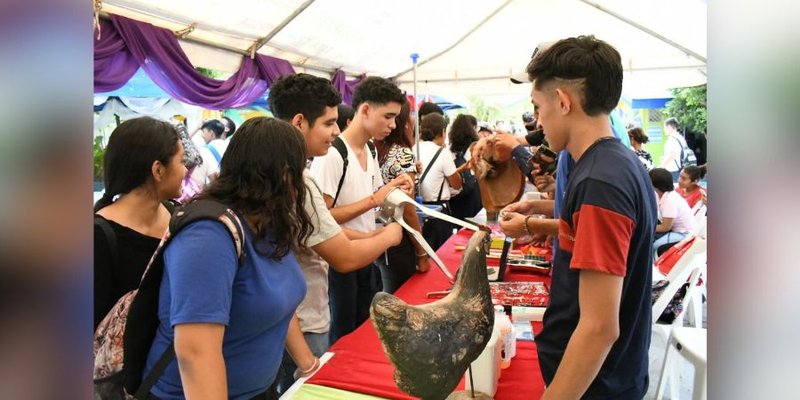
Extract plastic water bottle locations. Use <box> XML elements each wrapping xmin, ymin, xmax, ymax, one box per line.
<box><xmin>494</xmin><ymin>306</ymin><xmax>515</xmax><ymax>369</ymax></box>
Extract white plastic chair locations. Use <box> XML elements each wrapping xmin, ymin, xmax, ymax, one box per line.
<box><xmin>651</xmin><ymin>235</ymin><xmax>707</xmax><ymax>354</ymax></box>
<box><xmin>652</xmin><ymin>237</ymin><xmax>707</xmax><ymax>325</ymax></box>
<box><xmin>656</xmin><ymin>327</ymin><xmax>707</xmax><ymax>400</ymax></box>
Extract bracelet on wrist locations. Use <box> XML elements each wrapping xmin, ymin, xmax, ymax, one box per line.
<box><xmin>416</xmin><ymin>251</ymin><xmax>428</xmax><ymax>258</ymax></box>
<box><xmin>297</xmin><ymin>357</ymin><xmax>319</xmax><ymax>376</ymax></box>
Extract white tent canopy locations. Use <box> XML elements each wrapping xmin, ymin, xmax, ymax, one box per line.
<box><xmin>101</xmin><ymin>0</ymin><xmax>706</xmax><ymax>102</ymax></box>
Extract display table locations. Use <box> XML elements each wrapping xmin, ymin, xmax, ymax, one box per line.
<box><xmin>287</xmin><ymin>229</ymin><xmax>551</xmax><ymax>399</ymax></box>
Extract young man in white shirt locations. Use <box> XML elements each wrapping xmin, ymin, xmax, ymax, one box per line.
<box><xmin>309</xmin><ymin>76</ymin><xmax>413</xmax><ymax>346</ymax></box>
<box><xmin>660</xmin><ymin>117</ymin><xmax>687</xmax><ymax>181</ymax></box>
<box><xmin>268</xmin><ymin>73</ymin><xmax>408</xmax><ymax>392</ymax></box>
<box><xmin>189</xmin><ymin>120</ymin><xmax>225</xmax><ymax>187</ymax></box>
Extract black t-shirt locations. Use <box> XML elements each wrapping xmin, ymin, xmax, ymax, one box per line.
<box><xmin>537</xmin><ymin>138</ymin><xmax>657</xmax><ymax>399</ymax></box>
<box><xmin>94</xmin><ymin>216</ymin><xmax>161</xmax><ymax>329</ymax></box>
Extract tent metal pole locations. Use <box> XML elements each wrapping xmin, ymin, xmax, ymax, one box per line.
<box><xmin>579</xmin><ymin>0</ymin><xmax>706</xmax><ymax>63</ymax></box>
<box><xmin>391</xmin><ymin>0</ymin><xmax>514</xmax><ymax>80</ymax></box>
<box><xmin>247</xmin><ymin>0</ymin><xmax>317</xmax><ymax>56</ymax></box>
<box><xmin>411</xmin><ymin>53</ymin><xmax>420</xmax><ymax>163</ymax></box>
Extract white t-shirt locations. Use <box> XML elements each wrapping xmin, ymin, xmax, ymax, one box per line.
<box><xmin>189</xmin><ymin>146</ymin><xmax>219</xmax><ymax>188</ymax></box>
<box><xmin>309</xmin><ymin>137</ymin><xmax>384</xmax><ymax>232</ymax></box>
<box><xmin>208</xmin><ymin>138</ymin><xmax>228</xmax><ymax>159</ymax></box>
<box><xmin>191</xmin><ymin>134</ymin><xmax>206</xmax><ymax>149</ymax></box>
<box><xmin>664</xmin><ymin>134</ymin><xmax>686</xmax><ymax>172</ymax></box>
<box><xmin>294</xmin><ymin>173</ymin><xmax>342</xmax><ymax>333</ymax></box>
<box><xmin>658</xmin><ymin>190</ymin><xmax>697</xmax><ymax>234</ymax></box>
<box><xmin>418</xmin><ymin>141</ymin><xmax>459</xmax><ymax>202</ymax></box>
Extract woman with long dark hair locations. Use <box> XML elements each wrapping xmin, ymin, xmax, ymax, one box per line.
<box><xmin>448</xmin><ymin>113</ymin><xmax>482</xmax><ymax>219</ymax></box>
<box><xmin>94</xmin><ymin>117</ymin><xmax>185</xmax><ymax>329</ymax></box>
<box><xmin>374</xmin><ymin>101</ymin><xmax>430</xmax><ymax>291</ymax></box>
<box><xmin>143</xmin><ymin>117</ymin><xmax>313</xmax><ymax>399</ymax></box>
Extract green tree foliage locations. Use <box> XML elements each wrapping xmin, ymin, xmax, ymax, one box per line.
<box><xmin>666</xmin><ymin>84</ymin><xmax>707</xmax><ymax>133</ymax></box>
<box><xmin>467</xmin><ymin>95</ymin><xmax>501</xmax><ymax>123</ymax></box>
<box><xmin>196</xmin><ymin>66</ymin><xmax>227</xmax><ymax>79</ymax></box>
<box><xmin>94</xmin><ymin>136</ymin><xmax>105</xmax><ymax>181</ymax></box>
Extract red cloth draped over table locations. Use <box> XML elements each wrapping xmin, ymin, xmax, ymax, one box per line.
<box><xmin>306</xmin><ymin>229</ymin><xmax>549</xmax><ymax>399</ymax></box>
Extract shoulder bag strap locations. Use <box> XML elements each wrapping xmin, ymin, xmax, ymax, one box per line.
<box><xmin>206</xmin><ymin>144</ymin><xmax>222</xmax><ymax>163</ymax></box>
<box><xmin>418</xmin><ymin>147</ymin><xmax>444</xmax><ymax>199</ymax></box>
<box><xmin>436</xmin><ymin>179</ymin><xmax>446</xmax><ymax>203</ymax></box>
<box><xmin>331</xmin><ymin>137</ymin><xmax>349</xmax><ymax>207</ymax></box>
<box><xmin>133</xmin><ymin>343</ymin><xmax>175</xmax><ymax>399</ymax></box>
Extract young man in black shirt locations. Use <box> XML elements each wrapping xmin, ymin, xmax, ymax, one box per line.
<box><xmin>517</xmin><ymin>35</ymin><xmax>658</xmax><ymax>399</ymax></box>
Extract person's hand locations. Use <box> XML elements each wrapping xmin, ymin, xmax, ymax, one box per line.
<box><xmin>293</xmin><ymin>357</ymin><xmax>321</xmax><ymax>380</ymax></box>
<box><xmin>383</xmin><ymin>222</ymin><xmax>403</xmax><ymax>246</ymax></box>
<box><xmin>392</xmin><ymin>174</ymin><xmax>415</xmax><ymax>196</ymax></box>
<box><xmin>501</xmin><ymin>200</ymin><xmax>535</xmax><ymax>216</ymax></box>
<box><xmin>530</xmin><ymin>232</ymin><xmax>548</xmax><ymax>247</ymax></box>
<box><xmin>498</xmin><ymin>211</ymin><xmax>528</xmax><ymax>238</ymax></box>
<box><xmin>534</xmin><ymin>174</ymin><xmax>555</xmax><ymax>194</ymax></box>
<box><xmin>374</xmin><ymin>174</ymin><xmax>414</xmax><ymax>204</ymax></box>
<box><xmin>416</xmin><ymin>254</ymin><xmax>431</xmax><ymax>273</ymax></box>
<box><xmin>415</xmin><ymin>160</ymin><xmax>423</xmax><ymax>174</ymax></box>
<box><xmin>490</xmin><ymin>132</ymin><xmax>519</xmax><ymax>163</ymax></box>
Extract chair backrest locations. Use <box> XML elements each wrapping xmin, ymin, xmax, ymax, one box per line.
<box><xmin>652</xmin><ymin>236</ymin><xmax>707</xmax><ymax>324</ymax></box>
<box><xmin>692</xmin><ymin>211</ymin><xmax>707</xmax><ymax>237</ymax></box>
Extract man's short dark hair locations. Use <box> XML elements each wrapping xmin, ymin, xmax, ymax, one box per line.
<box><xmin>336</xmin><ymin>104</ymin><xmax>354</xmax><ymax>132</ymax></box>
<box><xmin>526</xmin><ymin>35</ymin><xmax>622</xmax><ymax>116</ymax></box>
<box><xmin>649</xmin><ymin>168</ymin><xmax>675</xmax><ymax>192</ymax></box>
<box><xmin>269</xmin><ymin>73</ymin><xmax>342</xmax><ymax>127</ymax></box>
<box><xmin>351</xmin><ymin>77</ymin><xmax>405</xmax><ymax>110</ymax></box>
<box><xmin>418</xmin><ymin>101</ymin><xmax>444</xmax><ymax>119</ymax></box>
<box><xmin>202</xmin><ymin>119</ymin><xmax>226</xmax><ymax>139</ymax></box>
<box><xmin>664</xmin><ymin>117</ymin><xmax>679</xmax><ymax>130</ymax></box>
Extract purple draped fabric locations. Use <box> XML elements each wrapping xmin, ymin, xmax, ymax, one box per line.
<box><xmin>94</xmin><ymin>18</ymin><xmax>139</xmax><ymax>92</ymax></box>
<box><xmin>255</xmin><ymin>54</ymin><xmax>296</xmax><ymax>85</ymax></box>
<box><xmin>332</xmin><ymin>70</ymin><xmax>366</xmax><ymax>106</ymax></box>
<box><xmin>94</xmin><ymin>14</ymin><xmax>298</xmax><ymax>109</ymax></box>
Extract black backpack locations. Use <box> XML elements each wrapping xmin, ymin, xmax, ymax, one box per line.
<box><xmin>93</xmin><ymin>199</ymin><xmax>245</xmax><ymax>399</ymax></box>
<box><xmin>330</xmin><ymin>136</ymin><xmax>376</xmax><ymax>206</ymax></box>
<box><xmin>672</xmin><ymin>135</ymin><xmax>698</xmax><ymax>168</ymax></box>
<box><xmin>453</xmin><ymin>150</ymin><xmax>478</xmax><ymax>195</ymax></box>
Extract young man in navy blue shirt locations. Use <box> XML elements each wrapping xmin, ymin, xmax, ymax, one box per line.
<box><xmin>519</xmin><ymin>36</ymin><xmax>658</xmax><ymax>399</ymax></box>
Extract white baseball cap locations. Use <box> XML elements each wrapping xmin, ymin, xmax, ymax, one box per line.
<box><xmin>509</xmin><ymin>40</ymin><xmax>556</xmax><ymax>84</ymax></box>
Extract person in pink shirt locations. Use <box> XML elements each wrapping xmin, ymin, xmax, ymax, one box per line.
<box><xmin>650</xmin><ymin>168</ymin><xmax>697</xmax><ymax>251</ymax></box>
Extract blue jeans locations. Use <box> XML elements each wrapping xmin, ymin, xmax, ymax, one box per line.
<box><xmin>653</xmin><ymin>231</ymin><xmax>688</xmax><ymax>251</ymax></box>
<box><xmin>275</xmin><ymin>332</ymin><xmax>329</xmax><ymax>394</ymax></box>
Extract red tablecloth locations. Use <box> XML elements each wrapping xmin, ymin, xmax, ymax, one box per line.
<box><xmin>306</xmin><ymin>229</ymin><xmax>550</xmax><ymax>399</ymax></box>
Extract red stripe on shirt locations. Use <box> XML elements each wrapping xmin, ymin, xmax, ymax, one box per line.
<box><xmin>570</xmin><ymin>204</ymin><xmax>635</xmax><ymax>277</ymax></box>
<box><xmin>558</xmin><ymin>218</ymin><xmax>575</xmax><ymax>253</ymax></box>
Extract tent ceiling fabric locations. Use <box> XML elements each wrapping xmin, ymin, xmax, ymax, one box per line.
<box><xmin>100</xmin><ymin>0</ymin><xmax>706</xmax><ymax>99</ymax></box>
